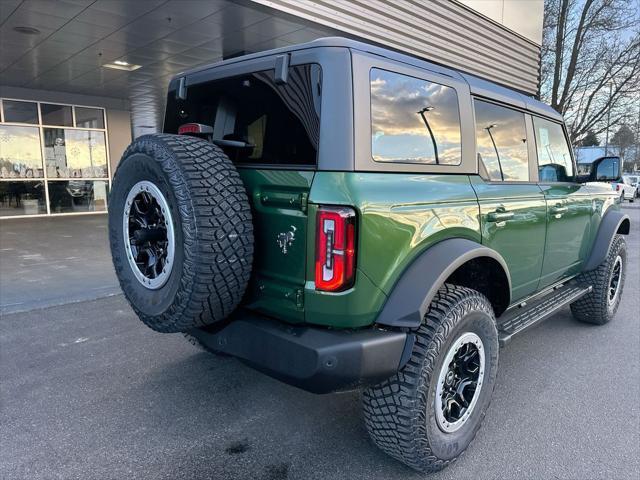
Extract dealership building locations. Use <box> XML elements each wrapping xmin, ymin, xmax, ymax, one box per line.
<box><xmin>0</xmin><ymin>0</ymin><xmax>543</xmax><ymax>219</ymax></box>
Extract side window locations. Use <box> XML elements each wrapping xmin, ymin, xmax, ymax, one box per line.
<box><xmin>532</xmin><ymin>117</ymin><xmax>574</xmax><ymax>182</ymax></box>
<box><xmin>474</xmin><ymin>99</ymin><xmax>529</xmax><ymax>181</ymax></box>
<box><xmin>166</xmin><ymin>64</ymin><xmax>322</xmax><ymax>166</ymax></box>
<box><xmin>370</xmin><ymin>68</ymin><xmax>462</xmax><ymax>165</ymax></box>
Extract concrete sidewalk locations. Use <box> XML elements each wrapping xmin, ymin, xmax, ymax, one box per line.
<box><xmin>0</xmin><ymin>214</ymin><xmax>120</xmax><ymax>315</ymax></box>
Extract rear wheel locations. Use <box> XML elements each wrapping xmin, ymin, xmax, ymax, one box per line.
<box><xmin>571</xmin><ymin>234</ymin><xmax>626</xmax><ymax>325</ymax></box>
<box><xmin>363</xmin><ymin>284</ymin><xmax>499</xmax><ymax>472</ymax></box>
<box><xmin>109</xmin><ymin>134</ymin><xmax>253</xmax><ymax>333</ymax></box>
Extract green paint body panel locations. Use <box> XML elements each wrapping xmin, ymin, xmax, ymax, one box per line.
<box><xmin>304</xmin><ymin>172</ymin><xmax>481</xmax><ymax>328</ymax></box>
<box><xmin>469</xmin><ymin>177</ymin><xmax>547</xmax><ymax>301</ymax></box>
<box><xmin>584</xmin><ymin>181</ymin><xmax>622</xmax><ymax>261</ymax></box>
<box><xmin>303</xmin><ymin>203</ymin><xmax>389</xmax><ymax>328</ymax></box>
<box><xmin>237</xmin><ymin>169</ymin><xmax>620</xmax><ymax>330</ymax></box>
<box><xmin>537</xmin><ymin>182</ymin><xmax>593</xmax><ymax>288</ymax></box>
<box><xmin>237</xmin><ymin>168</ymin><xmax>314</xmax><ymax>323</ymax></box>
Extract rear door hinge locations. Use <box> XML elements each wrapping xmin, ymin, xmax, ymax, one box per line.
<box><xmin>260</xmin><ymin>191</ymin><xmax>308</xmax><ymax>213</ymax></box>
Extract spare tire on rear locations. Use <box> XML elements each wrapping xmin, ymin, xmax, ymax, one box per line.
<box><xmin>108</xmin><ymin>134</ymin><xmax>253</xmax><ymax>333</ymax></box>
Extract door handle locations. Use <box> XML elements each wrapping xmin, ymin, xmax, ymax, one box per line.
<box><xmin>550</xmin><ymin>205</ymin><xmax>568</xmax><ymax>214</ymax></box>
<box><xmin>487</xmin><ymin>210</ymin><xmax>514</xmax><ymax>222</ymax></box>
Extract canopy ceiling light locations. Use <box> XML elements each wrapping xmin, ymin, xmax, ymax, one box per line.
<box><xmin>102</xmin><ymin>60</ymin><xmax>141</xmax><ymax>72</ymax></box>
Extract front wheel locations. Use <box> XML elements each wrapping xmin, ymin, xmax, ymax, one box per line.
<box><xmin>571</xmin><ymin>234</ymin><xmax>627</xmax><ymax>325</ymax></box>
<box><xmin>362</xmin><ymin>284</ymin><xmax>499</xmax><ymax>472</ymax></box>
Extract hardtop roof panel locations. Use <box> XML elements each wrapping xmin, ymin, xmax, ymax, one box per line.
<box><xmin>172</xmin><ymin>36</ymin><xmax>562</xmax><ymax>122</ymax></box>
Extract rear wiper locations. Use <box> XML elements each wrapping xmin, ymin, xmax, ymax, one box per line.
<box><xmin>417</xmin><ymin>106</ymin><xmax>439</xmax><ymax>165</ymax></box>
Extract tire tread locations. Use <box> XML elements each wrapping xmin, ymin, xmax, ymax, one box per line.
<box><xmin>570</xmin><ymin>234</ymin><xmax>626</xmax><ymax>325</ymax></box>
<box><xmin>110</xmin><ymin>134</ymin><xmax>253</xmax><ymax>333</ymax></box>
<box><xmin>362</xmin><ymin>284</ymin><xmax>496</xmax><ymax>472</ymax></box>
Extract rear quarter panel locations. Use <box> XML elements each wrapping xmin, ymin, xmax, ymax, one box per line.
<box><xmin>305</xmin><ymin>172</ymin><xmax>480</xmax><ymax>328</ymax></box>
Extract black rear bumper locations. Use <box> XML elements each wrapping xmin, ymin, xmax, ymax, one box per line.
<box><xmin>189</xmin><ymin>311</ymin><xmax>410</xmax><ymax>394</ymax></box>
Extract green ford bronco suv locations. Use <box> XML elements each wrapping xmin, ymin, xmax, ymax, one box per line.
<box><xmin>108</xmin><ymin>38</ymin><xmax>630</xmax><ymax>472</ymax></box>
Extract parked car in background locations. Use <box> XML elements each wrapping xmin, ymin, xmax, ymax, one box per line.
<box><xmin>623</xmin><ymin>175</ymin><xmax>639</xmax><ymax>198</ymax></box>
<box><xmin>612</xmin><ymin>178</ymin><xmax>635</xmax><ymax>203</ymax></box>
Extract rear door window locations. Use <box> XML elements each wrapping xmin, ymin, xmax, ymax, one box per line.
<box><xmin>532</xmin><ymin>117</ymin><xmax>574</xmax><ymax>182</ymax></box>
<box><xmin>166</xmin><ymin>64</ymin><xmax>322</xmax><ymax>166</ymax></box>
<box><xmin>370</xmin><ymin>68</ymin><xmax>462</xmax><ymax>165</ymax></box>
<box><xmin>474</xmin><ymin>99</ymin><xmax>529</xmax><ymax>182</ymax></box>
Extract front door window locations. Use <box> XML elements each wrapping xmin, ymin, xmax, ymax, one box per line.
<box><xmin>533</xmin><ymin>117</ymin><xmax>574</xmax><ymax>182</ymax></box>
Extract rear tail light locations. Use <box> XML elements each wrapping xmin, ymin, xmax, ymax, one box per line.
<box><xmin>616</xmin><ymin>184</ymin><xmax>620</xmax><ymax>191</ymax></box>
<box><xmin>315</xmin><ymin>207</ymin><xmax>356</xmax><ymax>292</ymax></box>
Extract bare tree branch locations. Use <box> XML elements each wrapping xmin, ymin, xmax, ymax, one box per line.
<box><xmin>551</xmin><ymin>0</ymin><xmax>570</xmax><ymax>107</ymax></box>
<box><xmin>557</xmin><ymin>0</ymin><xmax>594</xmax><ymax>111</ymax></box>
<box><xmin>540</xmin><ymin>0</ymin><xmax>640</xmax><ymax>145</ymax></box>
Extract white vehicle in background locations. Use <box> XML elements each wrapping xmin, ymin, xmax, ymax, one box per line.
<box><xmin>623</xmin><ymin>175</ymin><xmax>639</xmax><ymax>199</ymax></box>
<box><xmin>614</xmin><ymin>179</ymin><xmax>635</xmax><ymax>202</ymax></box>
<box><xmin>577</xmin><ymin>156</ymin><xmax>634</xmax><ymax>203</ymax></box>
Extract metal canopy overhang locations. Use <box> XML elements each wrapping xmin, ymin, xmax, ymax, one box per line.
<box><xmin>0</xmin><ymin>0</ymin><xmax>542</xmax><ymax>137</ymax></box>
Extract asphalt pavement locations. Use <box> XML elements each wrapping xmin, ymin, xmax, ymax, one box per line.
<box><xmin>1</xmin><ymin>206</ymin><xmax>638</xmax><ymax>480</ymax></box>
<box><xmin>0</xmin><ymin>214</ymin><xmax>119</xmax><ymax>315</ymax></box>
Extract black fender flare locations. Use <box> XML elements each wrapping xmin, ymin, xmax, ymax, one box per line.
<box><xmin>583</xmin><ymin>210</ymin><xmax>630</xmax><ymax>271</ymax></box>
<box><xmin>375</xmin><ymin>238</ymin><xmax>511</xmax><ymax>329</ymax></box>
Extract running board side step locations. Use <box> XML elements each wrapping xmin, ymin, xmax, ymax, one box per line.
<box><xmin>498</xmin><ymin>283</ymin><xmax>593</xmax><ymax>346</ymax></box>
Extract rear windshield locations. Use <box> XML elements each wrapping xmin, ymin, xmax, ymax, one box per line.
<box><xmin>165</xmin><ymin>64</ymin><xmax>322</xmax><ymax>167</ymax></box>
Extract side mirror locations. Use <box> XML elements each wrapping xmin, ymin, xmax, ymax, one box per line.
<box><xmin>592</xmin><ymin>157</ymin><xmax>622</xmax><ymax>182</ymax></box>
<box><xmin>539</xmin><ymin>163</ymin><xmax>570</xmax><ymax>182</ymax></box>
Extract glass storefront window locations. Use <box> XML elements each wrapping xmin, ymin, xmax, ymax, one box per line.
<box><xmin>47</xmin><ymin>180</ymin><xmax>109</xmax><ymax>214</ymax></box>
<box><xmin>0</xmin><ymin>98</ymin><xmax>110</xmax><ymax>217</ymax></box>
<box><xmin>40</xmin><ymin>103</ymin><xmax>73</xmax><ymax>127</ymax></box>
<box><xmin>74</xmin><ymin>107</ymin><xmax>105</xmax><ymax>129</ymax></box>
<box><xmin>2</xmin><ymin>100</ymin><xmax>39</xmax><ymax>124</ymax></box>
<box><xmin>43</xmin><ymin>128</ymin><xmax>108</xmax><ymax>178</ymax></box>
<box><xmin>0</xmin><ymin>125</ymin><xmax>44</xmax><ymax>178</ymax></box>
<box><xmin>0</xmin><ymin>181</ymin><xmax>46</xmax><ymax>216</ymax></box>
